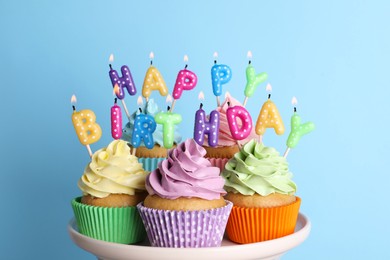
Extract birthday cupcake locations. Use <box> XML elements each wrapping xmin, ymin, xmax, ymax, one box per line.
<box><xmin>203</xmin><ymin>95</ymin><xmax>257</xmax><ymax>171</ymax></box>
<box><xmin>137</xmin><ymin>139</ymin><xmax>233</xmax><ymax>248</ymax></box>
<box><xmin>222</xmin><ymin>139</ymin><xmax>300</xmax><ymax>243</ymax></box>
<box><xmin>122</xmin><ymin>98</ymin><xmax>182</xmax><ymax>171</ymax></box>
<box><xmin>71</xmin><ymin>140</ymin><xmax>148</xmax><ymax>244</ymax></box>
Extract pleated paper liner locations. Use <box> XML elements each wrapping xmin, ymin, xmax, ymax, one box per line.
<box><xmin>71</xmin><ymin>197</ymin><xmax>146</xmax><ymax>244</ymax></box>
<box><xmin>226</xmin><ymin>197</ymin><xmax>301</xmax><ymax>244</ymax></box>
<box><xmin>207</xmin><ymin>158</ymin><xmax>230</xmax><ymax>172</ymax></box>
<box><xmin>137</xmin><ymin>201</ymin><xmax>233</xmax><ymax>248</ymax></box>
<box><xmin>138</xmin><ymin>157</ymin><xmax>165</xmax><ymax>172</ymax></box>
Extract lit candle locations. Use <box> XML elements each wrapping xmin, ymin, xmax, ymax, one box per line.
<box><xmin>155</xmin><ymin>106</ymin><xmax>182</xmax><ymax>148</ymax></box>
<box><xmin>211</xmin><ymin>52</ymin><xmax>232</xmax><ymax>107</ymax></box>
<box><xmin>171</xmin><ymin>55</ymin><xmax>198</xmax><ymax>111</ymax></box>
<box><xmin>243</xmin><ymin>51</ymin><xmax>268</xmax><ymax>106</ymax></box>
<box><xmin>108</xmin><ymin>54</ymin><xmax>137</xmax><ymax>99</ymax></box>
<box><xmin>193</xmin><ymin>91</ymin><xmax>220</xmax><ymax>147</ymax></box>
<box><xmin>132</xmin><ymin>107</ymin><xmax>157</xmax><ymax>150</ymax></box>
<box><xmin>71</xmin><ymin>95</ymin><xmax>102</xmax><ymax>157</ymax></box>
<box><xmin>255</xmin><ymin>83</ymin><xmax>285</xmax><ymax>140</ymax></box>
<box><xmin>142</xmin><ymin>52</ymin><xmax>168</xmax><ymax>101</ymax></box>
<box><xmin>111</xmin><ymin>97</ymin><xmax>122</xmax><ymax>140</ymax></box>
<box><xmin>284</xmin><ymin>97</ymin><xmax>315</xmax><ymax>157</ymax></box>
<box><xmin>226</xmin><ymin>102</ymin><xmax>253</xmax><ymax>140</ymax></box>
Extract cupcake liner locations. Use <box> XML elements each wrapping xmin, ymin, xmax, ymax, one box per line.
<box><xmin>226</xmin><ymin>197</ymin><xmax>301</xmax><ymax>244</ymax></box>
<box><xmin>137</xmin><ymin>201</ymin><xmax>233</xmax><ymax>248</ymax></box>
<box><xmin>138</xmin><ymin>157</ymin><xmax>165</xmax><ymax>172</ymax></box>
<box><xmin>207</xmin><ymin>158</ymin><xmax>230</xmax><ymax>172</ymax></box>
<box><xmin>71</xmin><ymin>197</ymin><xmax>146</xmax><ymax>244</ymax></box>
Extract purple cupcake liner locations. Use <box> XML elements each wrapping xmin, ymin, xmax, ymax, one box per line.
<box><xmin>137</xmin><ymin>201</ymin><xmax>233</xmax><ymax>248</ymax></box>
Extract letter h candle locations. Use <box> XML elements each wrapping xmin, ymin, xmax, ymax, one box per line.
<box><xmin>194</xmin><ymin>103</ymin><xmax>220</xmax><ymax>147</ymax></box>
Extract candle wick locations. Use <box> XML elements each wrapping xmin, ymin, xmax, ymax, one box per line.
<box><xmin>227</xmin><ymin>101</ymin><xmax>231</xmax><ymax>107</ymax></box>
<box><xmin>294</xmin><ymin>107</ymin><xmax>297</xmax><ymax>112</ymax></box>
<box><xmin>167</xmin><ymin>106</ymin><xmax>171</xmax><ymax>111</ymax></box>
<box><xmin>114</xmin><ymin>98</ymin><xmax>117</xmax><ymax>104</ymax></box>
<box><xmin>248</xmin><ymin>60</ymin><xmax>252</xmax><ymax>65</ymax></box>
<box><xmin>109</xmin><ymin>64</ymin><xmax>113</xmax><ymax>70</ymax></box>
<box><xmin>268</xmin><ymin>94</ymin><xmax>271</xmax><ymax>99</ymax></box>
<box><xmin>150</xmin><ymin>60</ymin><xmax>153</xmax><ymax>66</ymax></box>
<box><xmin>72</xmin><ymin>105</ymin><xmax>76</xmax><ymax>111</ymax></box>
<box><xmin>214</xmin><ymin>60</ymin><xmax>217</xmax><ymax>64</ymax></box>
<box><xmin>200</xmin><ymin>103</ymin><xmax>203</xmax><ymax>109</ymax></box>
<box><xmin>184</xmin><ymin>64</ymin><xmax>188</xmax><ymax>69</ymax></box>
<box><xmin>139</xmin><ymin>107</ymin><xmax>143</xmax><ymax>113</ymax></box>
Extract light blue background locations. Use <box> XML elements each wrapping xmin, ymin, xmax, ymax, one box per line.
<box><xmin>1</xmin><ymin>0</ymin><xmax>388</xmax><ymax>259</ymax></box>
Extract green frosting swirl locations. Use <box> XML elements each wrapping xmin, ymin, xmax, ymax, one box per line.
<box><xmin>222</xmin><ymin>139</ymin><xmax>297</xmax><ymax>196</ymax></box>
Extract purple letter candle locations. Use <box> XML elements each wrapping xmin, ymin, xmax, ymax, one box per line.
<box><xmin>109</xmin><ymin>65</ymin><xmax>137</xmax><ymax>99</ymax></box>
<box><xmin>194</xmin><ymin>103</ymin><xmax>220</xmax><ymax>147</ymax></box>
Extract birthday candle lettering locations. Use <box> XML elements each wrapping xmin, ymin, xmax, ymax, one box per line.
<box><xmin>155</xmin><ymin>110</ymin><xmax>182</xmax><ymax>148</ymax></box>
<box><xmin>132</xmin><ymin>111</ymin><xmax>157</xmax><ymax>149</ymax></box>
<box><xmin>194</xmin><ymin>103</ymin><xmax>220</xmax><ymax>146</ymax></box>
<box><xmin>72</xmin><ymin>109</ymin><xmax>102</xmax><ymax>145</ymax></box>
<box><xmin>109</xmin><ymin>66</ymin><xmax>137</xmax><ymax>99</ymax></box>
<box><xmin>226</xmin><ymin>105</ymin><xmax>253</xmax><ymax>140</ymax></box>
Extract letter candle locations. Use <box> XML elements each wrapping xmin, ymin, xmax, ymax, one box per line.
<box><xmin>284</xmin><ymin>97</ymin><xmax>315</xmax><ymax>158</ymax></box>
<box><xmin>155</xmin><ymin>106</ymin><xmax>182</xmax><ymax>148</ymax></box>
<box><xmin>226</xmin><ymin>102</ymin><xmax>253</xmax><ymax>141</ymax></box>
<box><xmin>170</xmin><ymin>55</ymin><xmax>198</xmax><ymax>112</ymax></box>
<box><xmin>255</xmin><ymin>83</ymin><xmax>285</xmax><ymax>143</ymax></box>
<box><xmin>211</xmin><ymin>52</ymin><xmax>232</xmax><ymax>107</ymax></box>
<box><xmin>111</xmin><ymin>97</ymin><xmax>122</xmax><ymax>140</ymax></box>
<box><xmin>132</xmin><ymin>108</ymin><xmax>157</xmax><ymax>150</ymax></box>
<box><xmin>193</xmin><ymin>91</ymin><xmax>220</xmax><ymax>147</ymax></box>
<box><xmin>142</xmin><ymin>52</ymin><xmax>168</xmax><ymax>102</ymax></box>
<box><xmin>243</xmin><ymin>51</ymin><xmax>268</xmax><ymax>107</ymax></box>
<box><xmin>71</xmin><ymin>95</ymin><xmax>102</xmax><ymax>157</ymax></box>
<box><xmin>108</xmin><ymin>54</ymin><xmax>135</xmax><ymax>121</ymax></box>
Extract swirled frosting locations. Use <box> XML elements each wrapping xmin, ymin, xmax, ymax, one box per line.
<box><xmin>222</xmin><ymin>139</ymin><xmax>296</xmax><ymax>196</ymax></box>
<box><xmin>78</xmin><ymin>140</ymin><xmax>148</xmax><ymax>198</ymax></box>
<box><xmin>204</xmin><ymin>95</ymin><xmax>257</xmax><ymax>147</ymax></box>
<box><xmin>122</xmin><ymin>99</ymin><xmax>182</xmax><ymax>147</ymax></box>
<box><xmin>146</xmin><ymin>139</ymin><xmax>226</xmax><ymax>200</ymax></box>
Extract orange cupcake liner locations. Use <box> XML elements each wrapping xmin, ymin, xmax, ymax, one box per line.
<box><xmin>226</xmin><ymin>197</ymin><xmax>301</xmax><ymax>244</ymax></box>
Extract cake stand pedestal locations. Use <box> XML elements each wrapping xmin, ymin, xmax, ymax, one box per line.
<box><xmin>68</xmin><ymin>213</ymin><xmax>310</xmax><ymax>260</ymax></box>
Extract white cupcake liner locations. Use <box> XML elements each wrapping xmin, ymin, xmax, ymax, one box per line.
<box><xmin>137</xmin><ymin>201</ymin><xmax>233</xmax><ymax>248</ymax></box>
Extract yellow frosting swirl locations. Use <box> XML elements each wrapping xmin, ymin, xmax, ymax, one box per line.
<box><xmin>78</xmin><ymin>140</ymin><xmax>148</xmax><ymax>198</ymax></box>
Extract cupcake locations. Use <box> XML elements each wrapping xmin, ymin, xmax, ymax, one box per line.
<box><xmin>122</xmin><ymin>98</ymin><xmax>182</xmax><ymax>171</ymax></box>
<box><xmin>203</xmin><ymin>95</ymin><xmax>257</xmax><ymax>171</ymax></box>
<box><xmin>222</xmin><ymin>139</ymin><xmax>300</xmax><ymax>243</ymax></box>
<box><xmin>137</xmin><ymin>139</ymin><xmax>233</xmax><ymax>248</ymax></box>
<box><xmin>71</xmin><ymin>140</ymin><xmax>148</xmax><ymax>244</ymax></box>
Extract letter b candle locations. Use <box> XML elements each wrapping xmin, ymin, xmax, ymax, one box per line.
<box><xmin>194</xmin><ymin>103</ymin><xmax>220</xmax><ymax>147</ymax></box>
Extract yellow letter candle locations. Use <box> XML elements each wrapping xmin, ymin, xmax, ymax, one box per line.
<box><xmin>142</xmin><ymin>52</ymin><xmax>168</xmax><ymax>100</ymax></box>
<box><xmin>71</xmin><ymin>95</ymin><xmax>102</xmax><ymax>157</ymax></box>
<box><xmin>255</xmin><ymin>84</ymin><xmax>285</xmax><ymax>136</ymax></box>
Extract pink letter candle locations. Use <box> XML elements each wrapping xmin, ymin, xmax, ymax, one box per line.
<box><xmin>172</xmin><ymin>55</ymin><xmax>198</xmax><ymax>99</ymax></box>
<box><xmin>226</xmin><ymin>104</ymin><xmax>253</xmax><ymax>140</ymax></box>
<box><xmin>194</xmin><ymin>103</ymin><xmax>220</xmax><ymax>147</ymax></box>
<box><xmin>111</xmin><ymin>98</ymin><xmax>122</xmax><ymax>140</ymax></box>
<box><xmin>132</xmin><ymin>108</ymin><xmax>157</xmax><ymax>149</ymax></box>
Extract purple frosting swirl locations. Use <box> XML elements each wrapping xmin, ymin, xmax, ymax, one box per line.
<box><xmin>146</xmin><ymin>139</ymin><xmax>226</xmax><ymax>200</ymax></box>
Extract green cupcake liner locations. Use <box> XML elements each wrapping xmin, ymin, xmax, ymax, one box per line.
<box><xmin>71</xmin><ymin>197</ymin><xmax>146</xmax><ymax>244</ymax></box>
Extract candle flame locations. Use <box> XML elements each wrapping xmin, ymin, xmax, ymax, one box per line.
<box><xmin>113</xmin><ymin>84</ymin><xmax>120</xmax><ymax>96</ymax></box>
<box><xmin>166</xmin><ymin>94</ymin><xmax>173</xmax><ymax>104</ymax></box>
<box><xmin>109</xmin><ymin>54</ymin><xmax>114</xmax><ymax>63</ymax></box>
<box><xmin>292</xmin><ymin>96</ymin><xmax>298</xmax><ymax>106</ymax></box>
<box><xmin>266</xmin><ymin>83</ymin><xmax>272</xmax><ymax>92</ymax></box>
<box><xmin>247</xmin><ymin>51</ymin><xmax>252</xmax><ymax>59</ymax></box>
<box><xmin>149</xmin><ymin>51</ymin><xmax>154</xmax><ymax>60</ymax></box>
<box><xmin>71</xmin><ymin>94</ymin><xmax>77</xmax><ymax>104</ymax></box>
<box><xmin>198</xmin><ymin>91</ymin><xmax>205</xmax><ymax>100</ymax></box>
<box><xmin>225</xmin><ymin>91</ymin><xmax>231</xmax><ymax>99</ymax></box>
<box><xmin>213</xmin><ymin>52</ymin><xmax>218</xmax><ymax>59</ymax></box>
<box><xmin>137</xmin><ymin>96</ymin><xmax>143</xmax><ymax>106</ymax></box>
<box><xmin>184</xmin><ymin>55</ymin><xmax>189</xmax><ymax>63</ymax></box>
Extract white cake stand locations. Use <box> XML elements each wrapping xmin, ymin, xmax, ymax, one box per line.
<box><xmin>68</xmin><ymin>213</ymin><xmax>310</xmax><ymax>260</ymax></box>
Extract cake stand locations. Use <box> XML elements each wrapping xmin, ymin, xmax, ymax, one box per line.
<box><xmin>68</xmin><ymin>213</ymin><xmax>310</xmax><ymax>260</ymax></box>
